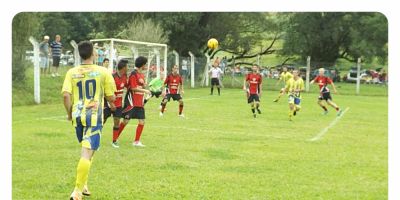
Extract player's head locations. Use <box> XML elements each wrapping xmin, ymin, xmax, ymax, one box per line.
<box><xmin>292</xmin><ymin>69</ymin><xmax>299</xmax><ymax>78</ymax></box>
<box><xmin>117</xmin><ymin>59</ymin><xmax>128</xmax><ymax>73</ymax></box>
<box><xmin>102</xmin><ymin>58</ymin><xmax>109</xmax><ymax>68</ymax></box>
<box><xmin>55</xmin><ymin>34</ymin><xmax>61</xmax><ymax>42</ymax></box>
<box><xmin>43</xmin><ymin>35</ymin><xmax>49</xmax><ymax>41</ymax></box>
<box><xmin>319</xmin><ymin>68</ymin><xmax>325</xmax><ymax>76</ymax></box>
<box><xmin>172</xmin><ymin>65</ymin><xmax>179</xmax><ymax>74</ymax></box>
<box><xmin>78</xmin><ymin>41</ymin><xmax>94</xmax><ymax>61</ymax></box>
<box><xmin>252</xmin><ymin>65</ymin><xmax>259</xmax><ymax>73</ymax></box>
<box><xmin>135</xmin><ymin>56</ymin><xmax>148</xmax><ymax>69</ymax></box>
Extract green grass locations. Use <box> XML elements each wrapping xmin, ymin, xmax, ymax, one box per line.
<box><xmin>13</xmin><ymin>87</ymin><xmax>387</xmax><ymax>199</ymax></box>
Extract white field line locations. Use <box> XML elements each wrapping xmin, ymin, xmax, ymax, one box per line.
<box><xmin>309</xmin><ymin>107</ymin><xmax>350</xmax><ymax>142</ymax></box>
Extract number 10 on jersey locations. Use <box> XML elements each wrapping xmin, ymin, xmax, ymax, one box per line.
<box><xmin>77</xmin><ymin>79</ymin><xmax>96</xmax><ymax>100</ymax></box>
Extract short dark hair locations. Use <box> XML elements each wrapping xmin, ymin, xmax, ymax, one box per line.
<box><xmin>103</xmin><ymin>58</ymin><xmax>109</xmax><ymax>63</ymax></box>
<box><xmin>117</xmin><ymin>59</ymin><xmax>128</xmax><ymax>70</ymax></box>
<box><xmin>135</xmin><ymin>56</ymin><xmax>148</xmax><ymax>68</ymax></box>
<box><xmin>78</xmin><ymin>41</ymin><xmax>93</xmax><ymax>60</ymax></box>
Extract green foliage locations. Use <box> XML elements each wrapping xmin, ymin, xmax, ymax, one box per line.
<box><xmin>117</xmin><ymin>15</ymin><xmax>169</xmax><ymax>44</ymax></box>
<box><xmin>13</xmin><ymin>88</ymin><xmax>387</xmax><ymax>199</ymax></box>
<box><xmin>12</xmin><ymin>12</ymin><xmax>41</xmax><ymax>83</ymax></box>
<box><xmin>281</xmin><ymin>13</ymin><xmax>388</xmax><ymax>65</ymax></box>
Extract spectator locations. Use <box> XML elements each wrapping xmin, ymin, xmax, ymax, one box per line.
<box><xmin>39</xmin><ymin>35</ymin><xmax>50</xmax><ymax>75</ymax></box>
<box><xmin>181</xmin><ymin>59</ymin><xmax>188</xmax><ymax>80</ymax></box>
<box><xmin>50</xmin><ymin>34</ymin><xmax>63</xmax><ymax>77</ymax></box>
<box><xmin>97</xmin><ymin>46</ymin><xmax>105</xmax><ymax>66</ymax></box>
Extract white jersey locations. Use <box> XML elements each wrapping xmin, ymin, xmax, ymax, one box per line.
<box><xmin>209</xmin><ymin>67</ymin><xmax>223</xmax><ymax>78</ymax></box>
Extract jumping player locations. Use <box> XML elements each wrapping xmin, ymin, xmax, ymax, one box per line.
<box><xmin>310</xmin><ymin>68</ymin><xmax>343</xmax><ymax>116</ymax></box>
<box><xmin>243</xmin><ymin>65</ymin><xmax>262</xmax><ymax>118</ymax></box>
<box><xmin>160</xmin><ymin>65</ymin><xmax>185</xmax><ymax>117</ymax></box>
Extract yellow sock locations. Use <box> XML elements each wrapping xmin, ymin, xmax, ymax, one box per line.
<box><xmin>84</xmin><ymin>157</ymin><xmax>94</xmax><ymax>187</ymax></box>
<box><xmin>75</xmin><ymin>158</ymin><xmax>91</xmax><ymax>192</ymax></box>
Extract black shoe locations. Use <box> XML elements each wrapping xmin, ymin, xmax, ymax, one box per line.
<box><xmin>257</xmin><ymin>109</ymin><xmax>261</xmax><ymax>114</ymax></box>
<box><xmin>293</xmin><ymin>111</ymin><xmax>297</xmax><ymax>116</ymax></box>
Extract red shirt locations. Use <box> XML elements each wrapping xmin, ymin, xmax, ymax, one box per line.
<box><xmin>113</xmin><ymin>72</ymin><xmax>128</xmax><ymax>108</ymax></box>
<box><xmin>313</xmin><ymin>75</ymin><xmax>332</xmax><ymax>92</ymax></box>
<box><xmin>246</xmin><ymin>73</ymin><xmax>262</xmax><ymax>94</ymax></box>
<box><xmin>164</xmin><ymin>74</ymin><xmax>182</xmax><ymax>94</ymax></box>
<box><xmin>128</xmin><ymin>70</ymin><xmax>146</xmax><ymax>107</ymax></box>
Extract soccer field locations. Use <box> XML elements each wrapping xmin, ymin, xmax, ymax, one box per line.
<box><xmin>12</xmin><ymin>88</ymin><xmax>387</xmax><ymax>199</ymax></box>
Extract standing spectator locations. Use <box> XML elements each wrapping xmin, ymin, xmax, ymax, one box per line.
<box><xmin>50</xmin><ymin>34</ymin><xmax>63</xmax><ymax>77</ymax></box>
<box><xmin>39</xmin><ymin>35</ymin><xmax>50</xmax><ymax>75</ymax></box>
<box><xmin>221</xmin><ymin>56</ymin><xmax>227</xmax><ymax>73</ymax></box>
<box><xmin>181</xmin><ymin>59</ymin><xmax>188</xmax><ymax>80</ymax></box>
<box><xmin>96</xmin><ymin>45</ymin><xmax>105</xmax><ymax>66</ymax></box>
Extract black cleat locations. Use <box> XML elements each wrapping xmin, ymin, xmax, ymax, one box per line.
<box><xmin>293</xmin><ymin>111</ymin><xmax>297</xmax><ymax>116</ymax></box>
<box><xmin>257</xmin><ymin>109</ymin><xmax>261</xmax><ymax>114</ymax></box>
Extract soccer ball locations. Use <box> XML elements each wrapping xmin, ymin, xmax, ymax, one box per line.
<box><xmin>207</xmin><ymin>38</ymin><xmax>219</xmax><ymax>49</ymax></box>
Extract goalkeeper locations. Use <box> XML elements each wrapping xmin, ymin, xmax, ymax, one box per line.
<box><xmin>144</xmin><ymin>73</ymin><xmax>165</xmax><ymax>104</ymax></box>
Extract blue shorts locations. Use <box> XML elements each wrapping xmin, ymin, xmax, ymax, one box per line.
<box><xmin>75</xmin><ymin>118</ymin><xmax>102</xmax><ymax>151</ymax></box>
<box><xmin>288</xmin><ymin>95</ymin><xmax>301</xmax><ymax>105</ymax></box>
<box><xmin>40</xmin><ymin>56</ymin><xmax>48</xmax><ymax>68</ymax></box>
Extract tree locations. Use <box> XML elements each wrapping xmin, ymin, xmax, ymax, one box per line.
<box><xmin>117</xmin><ymin>16</ymin><xmax>169</xmax><ymax>44</ymax></box>
<box><xmin>281</xmin><ymin>12</ymin><xmax>388</xmax><ymax>66</ymax></box>
<box><xmin>12</xmin><ymin>12</ymin><xmax>41</xmax><ymax>83</ymax></box>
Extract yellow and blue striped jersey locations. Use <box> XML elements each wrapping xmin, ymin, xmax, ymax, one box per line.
<box><xmin>285</xmin><ymin>77</ymin><xmax>305</xmax><ymax>98</ymax></box>
<box><xmin>279</xmin><ymin>71</ymin><xmax>293</xmax><ymax>84</ymax></box>
<box><xmin>61</xmin><ymin>64</ymin><xmax>116</xmax><ymax>127</ymax></box>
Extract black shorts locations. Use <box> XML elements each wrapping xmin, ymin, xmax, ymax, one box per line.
<box><xmin>165</xmin><ymin>94</ymin><xmax>182</xmax><ymax>102</ymax></box>
<box><xmin>248</xmin><ymin>94</ymin><xmax>260</xmax><ymax>103</ymax></box>
<box><xmin>151</xmin><ymin>91</ymin><xmax>162</xmax><ymax>98</ymax></box>
<box><xmin>122</xmin><ymin>107</ymin><xmax>145</xmax><ymax>120</ymax></box>
<box><xmin>52</xmin><ymin>56</ymin><xmax>60</xmax><ymax>67</ymax></box>
<box><xmin>319</xmin><ymin>92</ymin><xmax>332</xmax><ymax>101</ymax></box>
<box><xmin>211</xmin><ymin>78</ymin><xmax>220</xmax><ymax>86</ymax></box>
<box><xmin>104</xmin><ymin>107</ymin><xmax>123</xmax><ymax>120</ymax></box>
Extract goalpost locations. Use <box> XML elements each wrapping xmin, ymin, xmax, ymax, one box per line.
<box><xmin>90</xmin><ymin>38</ymin><xmax>168</xmax><ymax>80</ymax></box>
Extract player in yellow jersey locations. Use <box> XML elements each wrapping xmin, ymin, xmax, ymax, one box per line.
<box><xmin>285</xmin><ymin>70</ymin><xmax>305</xmax><ymax>121</ymax></box>
<box><xmin>273</xmin><ymin>66</ymin><xmax>293</xmax><ymax>102</ymax></box>
<box><xmin>62</xmin><ymin>41</ymin><xmax>116</xmax><ymax>200</ymax></box>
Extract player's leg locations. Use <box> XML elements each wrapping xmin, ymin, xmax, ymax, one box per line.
<box><xmin>160</xmin><ymin>96</ymin><xmax>169</xmax><ymax>115</ymax></box>
<box><xmin>326</xmin><ymin>98</ymin><xmax>342</xmax><ymax>116</ymax></box>
<box><xmin>250</xmin><ymin>98</ymin><xmax>256</xmax><ymax>118</ymax></box>
<box><xmin>111</xmin><ymin>116</ymin><xmax>121</xmax><ymax>148</ymax></box>
<box><xmin>71</xmin><ymin>125</ymin><xmax>100</xmax><ymax>199</ymax></box>
<box><xmin>255</xmin><ymin>93</ymin><xmax>261</xmax><ymax>114</ymax></box>
<box><xmin>133</xmin><ymin>118</ymin><xmax>146</xmax><ymax>147</ymax></box>
<box><xmin>294</xmin><ymin>97</ymin><xmax>301</xmax><ymax>114</ymax></box>
<box><xmin>288</xmin><ymin>95</ymin><xmax>295</xmax><ymax>120</ymax></box>
<box><xmin>216</xmin><ymin>79</ymin><xmax>221</xmax><ymax>95</ymax></box>
<box><xmin>317</xmin><ymin>96</ymin><xmax>329</xmax><ymax>114</ymax></box>
<box><xmin>210</xmin><ymin>80</ymin><xmax>215</xmax><ymax>95</ymax></box>
<box><xmin>178</xmin><ymin>98</ymin><xmax>184</xmax><ymax>117</ymax></box>
<box><xmin>274</xmin><ymin>88</ymin><xmax>285</xmax><ymax>102</ymax></box>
